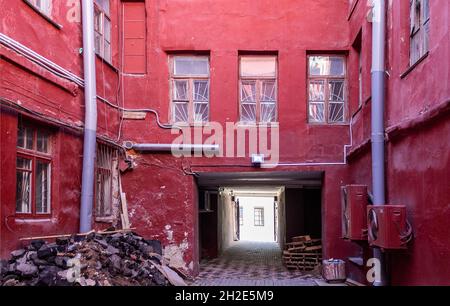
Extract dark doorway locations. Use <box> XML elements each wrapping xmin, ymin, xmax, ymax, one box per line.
<box><xmin>199</xmin><ymin>190</ymin><xmax>218</xmax><ymax>259</ymax></box>
<box><xmin>285</xmin><ymin>188</ymin><xmax>322</xmax><ymax>241</ymax></box>
<box><xmin>196</xmin><ymin>171</ymin><xmax>324</xmax><ymax>263</ymax></box>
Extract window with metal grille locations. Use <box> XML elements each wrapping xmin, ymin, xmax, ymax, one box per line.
<box><xmin>308</xmin><ymin>55</ymin><xmax>347</xmax><ymax>124</ymax></box>
<box><xmin>239</xmin><ymin>56</ymin><xmax>277</xmax><ymax>124</ymax></box>
<box><xmin>410</xmin><ymin>0</ymin><xmax>430</xmax><ymax>65</ymax></box>
<box><xmin>170</xmin><ymin>56</ymin><xmax>210</xmax><ymax>124</ymax></box>
<box><xmin>95</xmin><ymin>144</ymin><xmax>117</xmax><ymax>218</ymax></box>
<box><xmin>254</xmin><ymin>207</ymin><xmax>264</xmax><ymax>227</ymax></box>
<box><xmin>16</xmin><ymin>120</ymin><xmax>52</xmax><ymax>216</ymax></box>
<box><xmin>94</xmin><ymin>0</ymin><xmax>111</xmax><ymax>63</ymax></box>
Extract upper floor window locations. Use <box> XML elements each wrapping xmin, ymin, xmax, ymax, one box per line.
<box><xmin>239</xmin><ymin>56</ymin><xmax>277</xmax><ymax>124</ymax></box>
<box><xmin>94</xmin><ymin>0</ymin><xmax>111</xmax><ymax>63</ymax></box>
<box><xmin>308</xmin><ymin>55</ymin><xmax>347</xmax><ymax>124</ymax></box>
<box><xmin>26</xmin><ymin>0</ymin><xmax>52</xmax><ymax>17</ymax></box>
<box><xmin>16</xmin><ymin>120</ymin><xmax>52</xmax><ymax>216</ymax></box>
<box><xmin>170</xmin><ymin>56</ymin><xmax>210</xmax><ymax>124</ymax></box>
<box><xmin>410</xmin><ymin>0</ymin><xmax>430</xmax><ymax>65</ymax></box>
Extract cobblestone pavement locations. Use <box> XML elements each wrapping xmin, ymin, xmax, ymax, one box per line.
<box><xmin>191</xmin><ymin>241</ymin><xmax>322</xmax><ymax>286</ymax></box>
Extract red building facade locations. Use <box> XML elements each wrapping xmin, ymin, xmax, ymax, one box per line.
<box><xmin>0</xmin><ymin>0</ymin><xmax>449</xmax><ymax>285</ymax></box>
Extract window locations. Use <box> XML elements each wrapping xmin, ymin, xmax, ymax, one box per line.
<box><xmin>170</xmin><ymin>56</ymin><xmax>210</xmax><ymax>124</ymax></box>
<box><xmin>95</xmin><ymin>144</ymin><xmax>117</xmax><ymax>218</ymax></box>
<box><xmin>358</xmin><ymin>49</ymin><xmax>363</xmax><ymax>107</ymax></box>
<box><xmin>239</xmin><ymin>56</ymin><xmax>277</xmax><ymax>123</ymax></box>
<box><xmin>123</xmin><ymin>1</ymin><xmax>147</xmax><ymax>74</ymax></box>
<box><xmin>26</xmin><ymin>0</ymin><xmax>52</xmax><ymax>16</ymax></box>
<box><xmin>308</xmin><ymin>55</ymin><xmax>347</xmax><ymax>124</ymax></box>
<box><xmin>16</xmin><ymin>120</ymin><xmax>52</xmax><ymax>215</ymax></box>
<box><xmin>239</xmin><ymin>206</ymin><xmax>244</xmax><ymax>226</ymax></box>
<box><xmin>94</xmin><ymin>0</ymin><xmax>111</xmax><ymax>62</ymax></box>
<box><xmin>254</xmin><ymin>207</ymin><xmax>264</xmax><ymax>227</ymax></box>
<box><xmin>410</xmin><ymin>0</ymin><xmax>430</xmax><ymax>65</ymax></box>
<box><xmin>353</xmin><ymin>31</ymin><xmax>363</xmax><ymax>108</ymax></box>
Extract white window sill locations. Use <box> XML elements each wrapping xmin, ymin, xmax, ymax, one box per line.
<box><xmin>172</xmin><ymin>122</ymin><xmax>211</xmax><ymax>128</ymax></box>
<box><xmin>400</xmin><ymin>51</ymin><xmax>429</xmax><ymax>79</ymax></box>
<box><xmin>308</xmin><ymin>122</ymin><xmax>350</xmax><ymax>126</ymax></box>
<box><xmin>23</xmin><ymin>0</ymin><xmax>62</xmax><ymax>29</ymax></box>
<box><xmin>236</xmin><ymin>122</ymin><xmax>280</xmax><ymax>128</ymax></box>
<box><xmin>14</xmin><ymin>218</ymin><xmax>53</xmax><ymax>223</ymax></box>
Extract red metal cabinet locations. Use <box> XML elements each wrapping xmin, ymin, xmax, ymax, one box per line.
<box><xmin>367</xmin><ymin>205</ymin><xmax>410</xmax><ymax>250</ymax></box>
<box><xmin>341</xmin><ymin>185</ymin><xmax>368</xmax><ymax>240</ymax></box>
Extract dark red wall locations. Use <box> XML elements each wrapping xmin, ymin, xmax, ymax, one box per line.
<box><xmin>117</xmin><ymin>0</ymin><xmax>352</xmax><ymax>274</ymax></box>
<box><xmin>0</xmin><ymin>110</ymin><xmax>83</xmax><ymax>257</ymax></box>
<box><xmin>0</xmin><ymin>0</ymin><xmax>121</xmax><ymax>257</ymax></box>
<box><xmin>1</xmin><ymin>0</ymin><xmax>449</xmax><ymax>285</ymax></box>
<box><xmin>346</xmin><ymin>0</ymin><xmax>450</xmax><ymax>285</ymax></box>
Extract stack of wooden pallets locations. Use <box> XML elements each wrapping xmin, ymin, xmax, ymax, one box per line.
<box><xmin>283</xmin><ymin>235</ymin><xmax>322</xmax><ymax>271</ymax></box>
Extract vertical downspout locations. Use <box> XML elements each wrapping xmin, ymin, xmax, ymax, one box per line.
<box><xmin>371</xmin><ymin>0</ymin><xmax>388</xmax><ymax>286</ymax></box>
<box><xmin>80</xmin><ymin>0</ymin><xmax>97</xmax><ymax>233</ymax></box>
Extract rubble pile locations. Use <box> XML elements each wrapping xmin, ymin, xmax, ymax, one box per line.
<box><xmin>0</xmin><ymin>230</ymin><xmax>176</xmax><ymax>286</ymax></box>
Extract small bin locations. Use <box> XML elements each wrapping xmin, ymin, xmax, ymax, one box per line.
<box><xmin>322</xmin><ymin>259</ymin><xmax>346</xmax><ymax>283</ymax></box>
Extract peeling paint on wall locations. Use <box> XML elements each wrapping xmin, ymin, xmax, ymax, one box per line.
<box><xmin>164</xmin><ymin>224</ymin><xmax>174</xmax><ymax>241</ymax></box>
<box><xmin>163</xmin><ymin>237</ymin><xmax>190</xmax><ymax>270</ymax></box>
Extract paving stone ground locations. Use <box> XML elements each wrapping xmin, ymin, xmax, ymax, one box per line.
<box><xmin>191</xmin><ymin>241</ymin><xmax>323</xmax><ymax>286</ymax></box>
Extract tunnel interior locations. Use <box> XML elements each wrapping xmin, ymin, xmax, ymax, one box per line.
<box><xmin>197</xmin><ymin>171</ymin><xmax>323</xmax><ymax>262</ymax></box>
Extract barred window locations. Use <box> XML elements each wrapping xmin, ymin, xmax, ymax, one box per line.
<box><xmin>308</xmin><ymin>55</ymin><xmax>347</xmax><ymax>124</ymax></box>
<box><xmin>239</xmin><ymin>56</ymin><xmax>277</xmax><ymax>123</ymax></box>
<box><xmin>95</xmin><ymin>144</ymin><xmax>117</xmax><ymax>218</ymax></box>
<box><xmin>170</xmin><ymin>56</ymin><xmax>210</xmax><ymax>124</ymax></box>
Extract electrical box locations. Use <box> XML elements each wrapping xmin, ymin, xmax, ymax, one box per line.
<box><xmin>251</xmin><ymin>154</ymin><xmax>264</xmax><ymax>166</ymax></box>
<box><xmin>341</xmin><ymin>185</ymin><xmax>369</xmax><ymax>241</ymax></box>
<box><xmin>367</xmin><ymin>205</ymin><xmax>411</xmax><ymax>250</ymax></box>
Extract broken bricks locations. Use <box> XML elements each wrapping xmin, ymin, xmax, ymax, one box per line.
<box><xmin>0</xmin><ymin>230</ymin><xmax>180</xmax><ymax>286</ymax></box>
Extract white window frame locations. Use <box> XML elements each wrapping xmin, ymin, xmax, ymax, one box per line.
<box><xmin>239</xmin><ymin>56</ymin><xmax>278</xmax><ymax>124</ymax></box>
<box><xmin>254</xmin><ymin>207</ymin><xmax>265</xmax><ymax>227</ymax></box>
<box><xmin>169</xmin><ymin>56</ymin><xmax>210</xmax><ymax>124</ymax></box>
<box><xmin>26</xmin><ymin>0</ymin><xmax>52</xmax><ymax>17</ymax></box>
<box><xmin>94</xmin><ymin>0</ymin><xmax>112</xmax><ymax>63</ymax></box>
<box><xmin>307</xmin><ymin>55</ymin><xmax>347</xmax><ymax>124</ymax></box>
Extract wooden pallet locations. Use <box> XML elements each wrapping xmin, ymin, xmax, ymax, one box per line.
<box><xmin>283</xmin><ymin>253</ymin><xmax>322</xmax><ymax>271</ymax></box>
<box><xmin>283</xmin><ymin>237</ymin><xmax>322</xmax><ymax>271</ymax></box>
<box><xmin>292</xmin><ymin>235</ymin><xmax>311</xmax><ymax>243</ymax></box>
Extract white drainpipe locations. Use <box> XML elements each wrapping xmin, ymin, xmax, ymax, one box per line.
<box><xmin>371</xmin><ymin>0</ymin><xmax>388</xmax><ymax>286</ymax></box>
<box><xmin>79</xmin><ymin>0</ymin><xmax>98</xmax><ymax>233</ymax></box>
